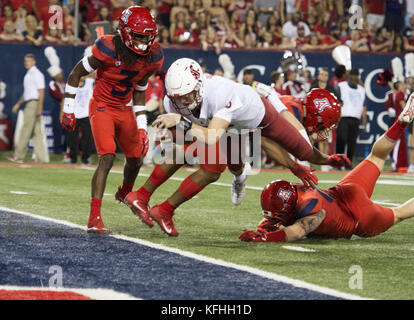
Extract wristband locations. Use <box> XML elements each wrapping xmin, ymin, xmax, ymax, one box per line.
<box><xmin>65</xmin><ymin>84</ymin><xmax>78</xmax><ymax>95</ymax></box>
<box><xmin>63</xmin><ymin>97</ymin><xmax>75</xmax><ymax>113</ymax></box>
<box><xmin>177</xmin><ymin>116</ymin><xmax>192</xmax><ymax>134</ymax></box>
<box><xmin>133</xmin><ymin>105</ymin><xmax>147</xmax><ymax>113</ymax></box>
<box><xmin>264</xmin><ymin>229</ymin><xmax>287</xmax><ymax>242</ymax></box>
<box><xmin>82</xmin><ymin>56</ymin><xmax>96</xmax><ymax>73</ymax></box>
<box><xmin>136</xmin><ymin>114</ymin><xmax>147</xmax><ymax>131</ymax></box>
<box><xmin>135</xmin><ymin>83</ymin><xmax>148</xmax><ymax>91</ymax></box>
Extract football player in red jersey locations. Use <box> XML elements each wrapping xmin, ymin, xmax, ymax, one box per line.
<box><xmin>239</xmin><ymin>93</ymin><xmax>414</xmax><ymax>242</ymax></box>
<box><xmin>61</xmin><ymin>6</ymin><xmax>164</xmax><ymax>234</ymax></box>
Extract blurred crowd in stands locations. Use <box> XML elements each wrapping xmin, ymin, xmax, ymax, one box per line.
<box><xmin>0</xmin><ymin>0</ymin><xmax>413</xmax><ymax>54</ymax></box>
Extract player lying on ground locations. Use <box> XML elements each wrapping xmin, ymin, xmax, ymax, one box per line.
<box><xmin>231</xmin><ymin>85</ymin><xmax>350</xmax><ymax>206</ymax></box>
<box><xmin>61</xmin><ymin>6</ymin><xmax>164</xmax><ymax>234</ymax></box>
<box><xmin>239</xmin><ymin>93</ymin><xmax>414</xmax><ymax>242</ymax></box>
<box><xmin>124</xmin><ymin>58</ymin><xmax>349</xmax><ymax>237</ymax></box>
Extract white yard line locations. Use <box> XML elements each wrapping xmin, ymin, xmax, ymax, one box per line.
<box><xmin>0</xmin><ymin>206</ymin><xmax>371</xmax><ymax>300</ymax></box>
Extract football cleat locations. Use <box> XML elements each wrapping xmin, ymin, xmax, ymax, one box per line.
<box><xmin>124</xmin><ymin>191</ymin><xmax>154</xmax><ymax>227</ymax></box>
<box><xmin>115</xmin><ymin>186</ymin><xmax>126</xmax><ymax>204</ymax></box>
<box><xmin>230</xmin><ymin>162</ymin><xmax>250</xmax><ymax>206</ymax></box>
<box><xmin>87</xmin><ymin>216</ymin><xmax>111</xmax><ymax>235</ymax></box>
<box><xmin>7</xmin><ymin>156</ymin><xmax>24</xmax><ymax>164</ymax></box>
<box><xmin>149</xmin><ymin>205</ymin><xmax>179</xmax><ymax>237</ymax></box>
<box><xmin>399</xmin><ymin>92</ymin><xmax>414</xmax><ymax>124</ymax></box>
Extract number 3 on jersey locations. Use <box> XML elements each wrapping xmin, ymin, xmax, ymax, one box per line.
<box><xmin>111</xmin><ymin>69</ymin><xmax>139</xmax><ymax>97</ymax></box>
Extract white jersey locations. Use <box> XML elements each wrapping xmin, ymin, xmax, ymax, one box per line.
<box><xmin>338</xmin><ymin>81</ymin><xmax>366</xmax><ymax>119</ymax></box>
<box><xmin>75</xmin><ymin>78</ymin><xmax>94</xmax><ymax>119</ymax></box>
<box><xmin>163</xmin><ymin>75</ymin><xmax>265</xmax><ymax>131</ymax></box>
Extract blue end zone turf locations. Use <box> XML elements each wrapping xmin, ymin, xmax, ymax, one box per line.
<box><xmin>0</xmin><ymin>209</ymin><xmax>341</xmax><ymax>300</ymax></box>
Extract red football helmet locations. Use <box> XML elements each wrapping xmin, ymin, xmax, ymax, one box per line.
<box><xmin>260</xmin><ymin>180</ymin><xmax>298</xmax><ymax>225</ymax></box>
<box><xmin>303</xmin><ymin>88</ymin><xmax>341</xmax><ymax>142</ymax></box>
<box><xmin>118</xmin><ymin>6</ymin><xmax>157</xmax><ymax>55</ymax></box>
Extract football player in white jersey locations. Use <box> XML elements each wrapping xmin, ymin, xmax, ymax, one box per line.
<box><xmin>124</xmin><ymin>58</ymin><xmax>346</xmax><ymax>237</ymax></box>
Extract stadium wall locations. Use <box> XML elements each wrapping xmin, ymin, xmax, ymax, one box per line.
<box><xmin>0</xmin><ymin>43</ymin><xmax>404</xmax><ymax>157</ymax></box>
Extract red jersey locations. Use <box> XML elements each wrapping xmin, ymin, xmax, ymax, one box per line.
<box><xmin>91</xmin><ymin>34</ymin><xmax>164</xmax><ymax>108</ymax></box>
<box><xmin>279</xmin><ymin>95</ymin><xmax>304</xmax><ymax>123</ymax></box>
<box><xmin>290</xmin><ymin>184</ymin><xmax>358</xmax><ymax>239</ymax></box>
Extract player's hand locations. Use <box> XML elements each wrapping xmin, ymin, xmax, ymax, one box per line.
<box><xmin>238</xmin><ymin>230</ymin><xmax>266</xmax><ymax>242</ymax></box>
<box><xmin>152</xmin><ymin>114</ymin><xmax>181</xmax><ymax>129</ymax></box>
<box><xmin>291</xmin><ymin>163</ymin><xmax>318</xmax><ymax>188</ymax></box>
<box><xmin>61</xmin><ymin>112</ymin><xmax>76</xmax><ymax>131</ymax></box>
<box><xmin>257</xmin><ymin>218</ymin><xmax>280</xmax><ymax>234</ymax></box>
<box><xmin>327</xmin><ymin>154</ymin><xmax>351</xmax><ymax>168</ymax></box>
<box><xmin>138</xmin><ymin>129</ymin><xmax>149</xmax><ymax>157</ymax></box>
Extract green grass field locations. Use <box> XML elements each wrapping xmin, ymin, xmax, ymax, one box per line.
<box><xmin>1</xmin><ymin>151</ymin><xmax>414</xmax><ymax>300</ymax></box>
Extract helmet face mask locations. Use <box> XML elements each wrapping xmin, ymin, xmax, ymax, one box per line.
<box><xmin>118</xmin><ymin>6</ymin><xmax>157</xmax><ymax>55</ymax></box>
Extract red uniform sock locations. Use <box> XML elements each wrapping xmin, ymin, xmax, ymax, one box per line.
<box><xmin>90</xmin><ymin>198</ymin><xmax>102</xmax><ymax>220</ymax></box>
<box><xmin>385</xmin><ymin>120</ymin><xmax>408</xmax><ymax>142</ymax></box>
<box><xmin>118</xmin><ymin>181</ymin><xmax>134</xmax><ymax>198</ymax></box>
<box><xmin>159</xmin><ymin>200</ymin><xmax>177</xmax><ymax>214</ymax></box>
<box><xmin>149</xmin><ymin>164</ymin><xmax>170</xmax><ymax>188</ymax></box>
<box><xmin>136</xmin><ymin>186</ymin><xmax>152</xmax><ymax>203</ymax></box>
<box><xmin>178</xmin><ymin>176</ymin><xmax>204</xmax><ymax>199</ymax></box>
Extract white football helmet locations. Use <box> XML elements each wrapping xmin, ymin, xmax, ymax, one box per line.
<box><xmin>165</xmin><ymin>58</ymin><xmax>204</xmax><ymax>116</ymax></box>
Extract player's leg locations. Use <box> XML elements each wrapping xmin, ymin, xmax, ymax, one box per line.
<box><xmin>393</xmin><ymin>198</ymin><xmax>414</xmax><ymax>224</ymax></box>
<box><xmin>123</xmin><ymin>140</ymin><xmax>186</xmax><ymax>226</ymax></box>
<box><xmin>150</xmin><ymin>166</ymin><xmax>222</xmax><ymax>236</ymax></box>
<box><xmin>87</xmin><ymin>99</ymin><xmax>116</xmax><ymax>234</ymax></box>
<box><xmin>367</xmin><ymin>93</ymin><xmax>414</xmax><ymax>172</ymax></box>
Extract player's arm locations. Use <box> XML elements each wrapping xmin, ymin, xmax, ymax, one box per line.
<box><xmin>239</xmin><ymin>209</ymin><xmax>326</xmax><ymax>242</ymax></box>
<box><xmin>62</xmin><ymin>55</ymin><xmax>103</xmax><ymax>131</ymax></box>
<box><xmin>132</xmin><ymin>73</ymin><xmax>154</xmax><ymax>157</ymax></box>
<box><xmin>152</xmin><ymin>114</ymin><xmax>231</xmax><ymax>145</ymax></box>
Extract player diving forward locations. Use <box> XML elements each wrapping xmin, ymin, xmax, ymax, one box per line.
<box><xmin>239</xmin><ymin>93</ymin><xmax>414</xmax><ymax>242</ymax></box>
<box><xmin>61</xmin><ymin>6</ymin><xmax>164</xmax><ymax>234</ymax></box>
<box><xmin>125</xmin><ymin>58</ymin><xmax>348</xmax><ymax>237</ymax></box>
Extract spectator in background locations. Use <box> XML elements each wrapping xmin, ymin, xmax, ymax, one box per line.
<box><xmin>254</xmin><ymin>0</ymin><xmax>280</xmax><ymax>26</ymax></box>
<box><xmin>346</xmin><ymin>29</ymin><xmax>370</xmax><ymax>52</ymax></box>
<box><xmin>228</xmin><ymin>0</ymin><xmax>249</xmax><ymax>24</ymax></box>
<box><xmin>371</xmin><ymin>27</ymin><xmax>393</xmax><ymax>52</ymax></box>
<box><xmin>239</xmin><ymin>10</ymin><xmax>259</xmax><ymax>46</ymax></box>
<box><xmin>270</xmin><ymin>71</ymin><xmax>285</xmax><ymax>95</ymax></box>
<box><xmin>320</xmin><ymin>24</ymin><xmax>342</xmax><ymax>49</ymax></box>
<box><xmin>294</xmin><ymin>24</ymin><xmax>309</xmax><ymax>47</ymax></box>
<box><xmin>338</xmin><ymin>18</ymin><xmax>350</xmax><ymax>44</ymax></box>
<box><xmin>0</xmin><ymin>20</ymin><xmax>24</xmax><ymax>41</ymax></box>
<box><xmin>169</xmin><ymin>0</ymin><xmax>189</xmax><ymax>27</ymax></box>
<box><xmin>62</xmin><ymin>5</ymin><xmax>75</xmax><ymax>34</ymax></box>
<box><xmin>157</xmin><ymin>26</ymin><xmax>171</xmax><ymax>45</ymax></box>
<box><xmin>194</xmin><ymin>9</ymin><xmax>210</xmax><ymax>39</ymax></box>
<box><xmin>392</xmin><ymin>33</ymin><xmax>405</xmax><ymax>53</ymax></box>
<box><xmin>384</xmin><ymin>0</ymin><xmax>406</xmax><ymax>34</ymax></box>
<box><xmin>257</xmin><ymin>30</ymin><xmax>275</xmax><ymax>48</ymax></box>
<box><xmin>403</xmin><ymin>14</ymin><xmax>414</xmax><ymax>40</ymax></box>
<box><xmin>283</xmin><ymin>70</ymin><xmax>306</xmax><ymax>98</ymax></box>
<box><xmin>44</xmin><ymin>26</ymin><xmax>63</xmax><ymax>43</ymax></box>
<box><xmin>15</xmin><ymin>5</ymin><xmax>29</xmax><ymax>35</ymax></box>
<box><xmin>302</xmin><ymin>33</ymin><xmax>321</xmax><ymax>50</ymax></box>
<box><xmin>315</xmin><ymin>10</ymin><xmax>332</xmax><ymax>36</ymax></box>
<box><xmin>330</xmin><ymin>64</ymin><xmax>347</xmax><ymax>90</ymax></box>
<box><xmin>188</xmin><ymin>0</ymin><xmax>203</xmax><ymax>17</ymax></box>
<box><xmin>85</xmin><ymin>0</ymin><xmax>110</xmax><ymax>23</ymax></box>
<box><xmin>37</xmin><ymin>0</ymin><xmax>64</xmax><ymax>37</ymax></box>
<box><xmin>242</xmin><ymin>68</ymin><xmax>254</xmax><ymax>85</ymax></box>
<box><xmin>336</xmin><ymin>69</ymin><xmax>367</xmax><ymax>170</ymax></box>
<box><xmin>169</xmin><ymin>10</ymin><xmax>186</xmax><ymax>43</ymax></box>
<box><xmin>110</xmin><ymin>0</ymin><xmax>134</xmax><ymax>21</ymax></box>
<box><xmin>93</xmin><ymin>6</ymin><xmax>112</xmax><ymax>22</ymax></box>
<box><xmin>406</xmin><ymin>1</ymin><xmax>414</xmax><ymax>28</ymax></box>
<box><xmin>0</xmin><ymin>4</ymin><xmax>15</xmax><ymax>33</ymax></box>
<box><xmin>364</xmin><ymin>0</ymin><xmax>386</xmax><ymax>29</ymax></box>
<box><xmin>22</xmin><ymin>14</ymin><xmax>43</xmax><ymax>46</ymax></box>
<box><xmin>157</xmin><ymin>0</ymin><xmax>174</xmax><ymax>28</ymax></box>
<box><xmin>282</xmin><ymin>12</ymin><xmax>310</xmax><ymax>39</ymax></box>
<box><xmin>200</xmin><ymin>25</ymin><xmax>222</xmax><ymax>54</ymax></box>
<box><xmin>67</xmin><ymin>74</ymin><xmax>95</xmax><ymax>165</ymax></box>
<box><xmin>6</xmin><ymin>0</ymin><xmax>33</xmax><ymax>13</ymax></box>
<box><xmin>284</xmin><ymin>0</ymin><xmax>296</xmax><ymax>22</ymax></box>
<box><xmin>8</xmin><ymin>53</ymin><xmax>48</xmax><ymax>164</ymax></box>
